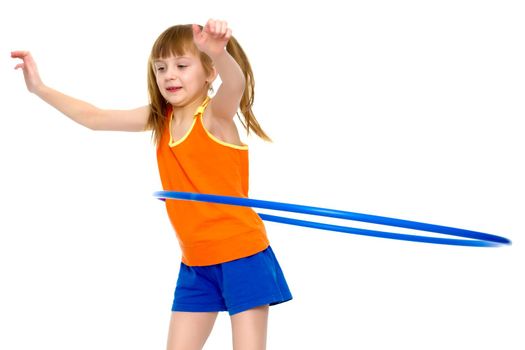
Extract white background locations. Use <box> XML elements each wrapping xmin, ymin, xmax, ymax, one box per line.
<box><xmin>1</xmin><ymin>0</ymin><xmax>524</xmax><ymax>349</ymax></box>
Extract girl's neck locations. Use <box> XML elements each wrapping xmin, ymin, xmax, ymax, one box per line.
<box><xmin>171</xmin><ymin>95</ymin><xmax>208</xmax><ymax>123</ymax></box>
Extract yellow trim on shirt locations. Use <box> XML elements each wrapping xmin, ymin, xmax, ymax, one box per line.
<box><xmin>200</xmin><ymin>119</ymin><xmax>249</xmax><ymax>150</ymax></box>
<box><xmin>168</xmin><ymin>111</ymin><xmax>197</xmax><ymax>147</ymax></box>
<box><xmin>168</xmin><ymin>96</ymin><xmax>248</xmax><ymax>150</ymax></box>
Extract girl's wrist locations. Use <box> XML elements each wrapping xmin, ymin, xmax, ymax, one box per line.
<box><xmin>206</xmin><ymin>48</ymin><xmax>228</xmax><ymax>62</ymax></box>
<box><xmin>33</xmin><ymin>83</ymin><xmax>48</xmax><ymax>97</ymax></box>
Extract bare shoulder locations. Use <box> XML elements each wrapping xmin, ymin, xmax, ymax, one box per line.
<box><xmin>202</xmin><ymin>107</ymin><xmax>244</xmax><ymax>146</ymax></box>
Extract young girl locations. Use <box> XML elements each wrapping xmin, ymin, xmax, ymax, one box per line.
<box><xmin>12</xmin><ymin>18</ymin><xmax>292</xmax><ymax>350</ymax></box>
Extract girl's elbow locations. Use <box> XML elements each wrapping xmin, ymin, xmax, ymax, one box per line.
<box><xmin>230</xmin><ymin>77</ymin><xmax>246</xmax><ymax>97</ymax></box>
<box><xmin>238</xmin><ymin>74</ymin><xmax>246</xmax><ymax>91</ymax></box>
<box><xmin>84</xmin><ymin>109</ymin><xmax>107</xmax><ymax>131</ymax></box>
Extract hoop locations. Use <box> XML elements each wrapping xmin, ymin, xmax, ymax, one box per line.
<box><xmin>153</xmin><ymin>191</ymin><xmax>511</xmax><ymax>247</ymax></box>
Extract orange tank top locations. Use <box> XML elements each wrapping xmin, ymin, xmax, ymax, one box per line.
<box><xmin>156</xmin><ymin>97</ymin><xmax>270</xmax><ymax>266</ymax></box>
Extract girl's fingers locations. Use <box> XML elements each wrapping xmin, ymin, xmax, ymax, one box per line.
<box><xmin>204</xmin><ymin>19</ymin><xmax>229</xmax><ymax>37</ymax></box>
<box><xmin>206</xmin><ymin>19</ymin><xmax>215</xmax><ymax>34</ymax></box>
<box><xmin>11</xmin><ymin>51</ymin><xmax>33</xmax><ymax>70</ymax></box>
<box><xmin>222</xmin><ymin>21</ymin><xmax>229</xmax><ymax>35</ymax></box>
<box><xmin>196</xmin><ymin>19</ymin><xmax>231</xmax><ymax>52</ymax></box>
<box><xmin>192</xmin><ymin>24</ymin><xmax>205</xmax><ymax>45</ymax></box>
<box><xmin>11</xmin><ymin>50</ymin><xmax>29</xmax><ymax>59</ymax></box>
<box><xmin>192</xmin><ymin>24</ymin><xmax>201</xmax><ymax>36</ymax></box>
<box><xmin>213</xmin><ymin>21</ymin><xmax>229</xmax><ymax>38</ymax></box>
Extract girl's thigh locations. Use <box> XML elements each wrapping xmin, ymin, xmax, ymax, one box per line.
<box><xmin>166</xmin><ymin>311</ymin><xmax>219</xmax><ymax>350</ymax></box>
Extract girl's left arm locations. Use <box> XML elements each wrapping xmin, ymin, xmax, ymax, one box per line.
<box><xmin>192</xmin><ymin>19</ymin><xmax>245</xmax><ymax>121</ymax></box>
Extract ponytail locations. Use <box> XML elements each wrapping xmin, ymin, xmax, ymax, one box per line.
<box><xmin>226</xmin><ymin>37</ymin><xmax>271</xmax><ymax>141</ymax></box>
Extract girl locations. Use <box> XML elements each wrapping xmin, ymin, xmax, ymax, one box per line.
<box><xmin>12</xmin><ymin>19</ymin><xmax>292</xmax><ymax>350</ymax></box>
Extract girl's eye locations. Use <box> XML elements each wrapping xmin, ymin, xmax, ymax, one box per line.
<box><xmin>156</xmin><ymin>66</ymin><xmax>165</xmax><ymax>71</ymax></box>
<box><xmin>177</xmin><ymin>65</ymin><xmax>187</xmax><ymax>69</ymax></box>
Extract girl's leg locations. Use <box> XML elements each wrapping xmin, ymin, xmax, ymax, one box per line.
<box><xmin>166</xmin><ymin>311</ymin><xmax>218</xmax><ymax>350</ymax></box>
<box><xmin>230</xmin><ymin>305</ymin><xmax>269</xmax><ymax>350</ymax></box>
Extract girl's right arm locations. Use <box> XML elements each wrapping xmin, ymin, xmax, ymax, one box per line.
<box><xmin>11</xmin><ymin>51</ymin><xmax>149</xmax><ymax>132</ymax></box>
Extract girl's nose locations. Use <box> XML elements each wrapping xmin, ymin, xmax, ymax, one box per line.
<box><xmin>165</xmin><ymin>67</ymin><xmax>177</xmax><ymax>80</ymax></box>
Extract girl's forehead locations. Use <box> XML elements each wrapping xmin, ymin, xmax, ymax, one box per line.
<box><xmin>153</xmin><ymin>53</ymin><xmax>198</xmax><ymax>62</ymax></box>
<box><xmin>154</xmin><ymin>42</ymin><xmax>199</xmax><ymax>59</ymax></box>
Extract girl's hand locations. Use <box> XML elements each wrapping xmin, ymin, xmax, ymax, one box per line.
<box><xmin>11</xmin><ymin>50</ymin><xmax>44</xmax><ymax>94</ymax></box>
<box><xmin>192</xmin><ymin>19</ymin><xmax>232</xmax><ymax>58</ymax></box>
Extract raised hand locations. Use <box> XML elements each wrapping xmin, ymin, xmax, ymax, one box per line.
<box><xmin>192</xmin><ymin>19</ymin><xmax>232</xmax><ymax>58</ymax></box>
<box><xmin>11</xmin><ymin>51</ymin><xmax>44</xmax><ymax>94</ymax></box>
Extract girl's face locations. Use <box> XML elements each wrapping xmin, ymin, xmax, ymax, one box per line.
<box><xmin>153</xmin><ymin>52</ymin><xmax>214</xmax><ymax>107</ymax></box>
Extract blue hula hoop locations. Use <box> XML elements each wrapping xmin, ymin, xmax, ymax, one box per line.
<box><xmin>153</xmin><ymin>191</ymin><xmax>511</xmax><ymax>247</ymax></box>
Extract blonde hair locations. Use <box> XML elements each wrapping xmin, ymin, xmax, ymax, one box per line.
<box><xmin>146</xmin><ymin>24</ymin><xmax>271</xmax><ymax>146</ymax></box>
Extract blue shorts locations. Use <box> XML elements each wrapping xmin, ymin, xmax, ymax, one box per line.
<box><xmin>172</xmin><ymin>246</ymin><xmax>292</xmax><ymax>316</ymax></box>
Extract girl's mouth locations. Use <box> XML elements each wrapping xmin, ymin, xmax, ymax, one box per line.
<box><xmin>167</xmin><ymin>86</ymin><xmax>182</xmax><ymax>92</ymax></box>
